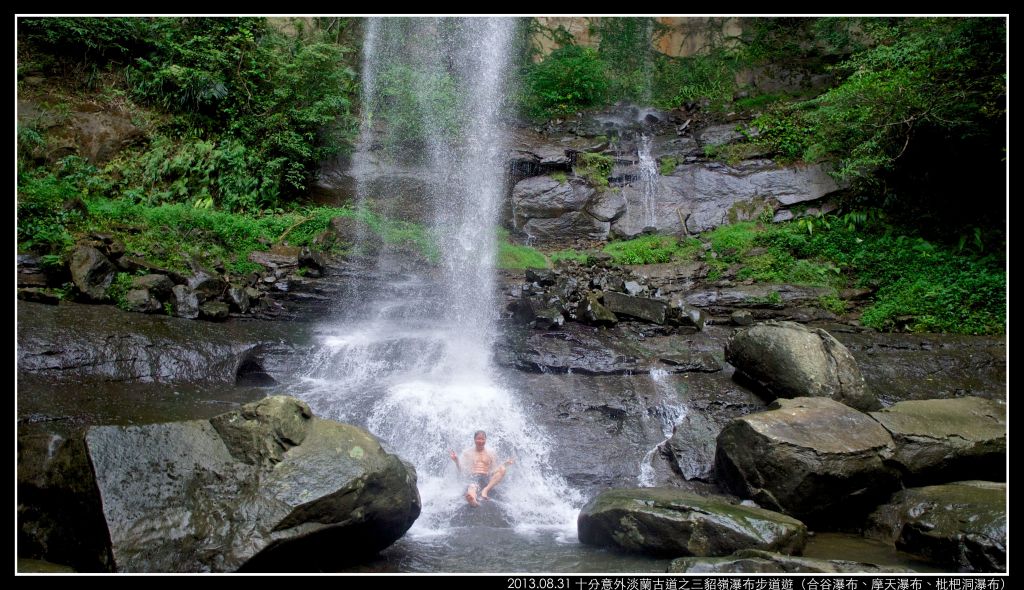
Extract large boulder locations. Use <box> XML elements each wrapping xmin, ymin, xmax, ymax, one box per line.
<box><xmin>866</xmin><ymin>481</ymin><xmax>1005</xmax><ymax>573</ymax></box>
<box><xmin>69</xmin><ymin>245</ymin><xmax>116</xmax><ymax>302</ymax></box>
<box><xmin>511</xmin><ymin>175</ymin><xmax>594</xmax><ymax>225</ymax></box>
<box><xmin>85</xmin><ymin>396</ymin><xmax>420</xmax><ymax>572</ymax></box>
<box><xmin>715</xmin><ymin>397</ymin><xmax>899</xmax><ymax>528</ymax></box>
<box><xmin>18</xmin><ymin>433</ymin><xmax>113</xmax><ymax>572</ymax></box>
<box><xmin>869</xmin><ymin>397</ymin><xmax>1006</xmax><ymax>484</ymax></box>
<box><xmin>577</xmin><ymin>488</ymin><xmax>806</xmax><ymax>557</ymax></box>
<box><xmin>521</xmin><ymin>212</ymin><xmax>610</xmax><ymax>244</ymax></box>
<box><xmin>602</xmin><ymin>291</ymin><xmax>668</xmax><ymax>325</ymax></box>
<box><xmin>725</xmin><ymin>320</ymin><xmax>880</xmax><ymax>411</ymax></box>
<box><xmin>664</xmin><ymin>410</ymin><xmax>723</xmax><ymax>482</ymax></box>
<box><xmin>669</xmin><ymin>549</ymin><xmax>904</xmax><ymax>573</ymax></box>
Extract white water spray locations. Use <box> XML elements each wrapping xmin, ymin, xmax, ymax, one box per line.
<box><xmin>295</xmin><ymin>17</ymin><xmax>581</xmax><ymax>539</ymax></box>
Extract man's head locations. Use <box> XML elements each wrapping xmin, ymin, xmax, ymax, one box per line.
<box><xmin>474</xmin><ymin>430</ymin><xmax>486</xmax><ymax>450</ymax></box>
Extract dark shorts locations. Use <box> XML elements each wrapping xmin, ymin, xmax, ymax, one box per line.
<box><xmin>467</xmin><ymin>473</ymin><xmax>490</xmax><ymax>490</ymax></box>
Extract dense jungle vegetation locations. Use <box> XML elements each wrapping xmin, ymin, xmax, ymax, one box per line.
<box><xmin>16</xmin><ymin>17</ymin><xmax>1006</xmax><ymax>334</ymax></box>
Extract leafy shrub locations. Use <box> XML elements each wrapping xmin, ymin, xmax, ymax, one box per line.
<box><xmin>603</xmin><ymin>235</ymin><xmax>700</xmax><ymax>265</ymax></box>
<box><xmin>522</xmin><ymin>45</ymin><xmax>608</xmax><ymax>119</ymax></box>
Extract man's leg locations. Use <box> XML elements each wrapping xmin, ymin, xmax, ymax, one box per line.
<box><xmin>465</xmin><ymin>483</ymin><xmax>480</xmax><ymax>507</ymax></box>
<box><xmin>480</xmin><ymin>465</ymin><xmax>507</xmax><ymax>500</ymax></box>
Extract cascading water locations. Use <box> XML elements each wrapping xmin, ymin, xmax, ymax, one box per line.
<box><xmin>293</xmin><ymin>17</ymin><xmax>581</xmax><ymax>542</ymax></box>
<box><xmin>637</xmin><ymin>368</ymin><xmax>687</xmax><ymax>487</ymax></box>
<box><xmin>637</xmin><ymin>133</ymin><xmax>659</xmax><ymax>229</ymax></box>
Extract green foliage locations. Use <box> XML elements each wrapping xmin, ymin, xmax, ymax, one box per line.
<box><xmin>574</xmin><ymin>152</ymin><xmax>614</xmax><ymax>187</ymax></box>
<box><xmin>108</xmin><ymin>272</ymin><xmax>135</xmax><ymax>310</ymax></box>
<box><xmin>749</xmin><ymin>109</ymin><xmax>814</xmax><ymax>162</ymax></box>
<box><xmin>818</xmin><ymin>293</ymin><xmax>847</xmax><ymax>314</ymax></box>
<box><xmin>123</xmin><ymin>18</ymin><xmax>357</xmax><ymax>203</ymax></box>
<box><xmin>651</xmin><ymin>50</ymin><xmax>738</xmax><ymax>109</ymax></box>
<box><xmin>549</xmin><ymin>249</ymin><xmax>590</xmax><ymax>265</ymax></box>
<box><xmin>550</xmin><ymin>171</ymin><xmax>568</xmax><ymax>184</ymax></box>
<box><xmin>799</xmin><ymin>18</ymin><xmax>1005</xmax><ymax>193</ymax></box>
<box><xmin>19</xmin><ymin>17</ymin><xmax>150</xmax><ymax>61</ymax></box>
<box><xmin>658</xmin><ymin>157</ymin><xmax>678</xmax><ymax>175</ymax></box>
<box><xmin>497</xmin><ymin>236</ymin><xmax>547</xmax><ymax>270</ymax></box>
<box><xmin>747</xmin><ymin>217</ymin><xmax>1005</xmax><ymax>334</ymax></box>
<box><xmin>355</xmin><ymin>207</ymin><xmax>439</xmax><ymax>262</ymax></box>
<box><xmin>603</xmin><ymin>235</ymin><xmax>701</xmax><ymax>265</ymax></box>
<box><xmin>111</xmin><ymin>136</ymin><xmax>278</xmax><ymax>212</ymax></box>
<box><xmin>522</xmin><ymin>45</ymin><xmax>608</xmax><ymax>119</ymax></box>
<box><xmin>733</xmin><ymin>92</ymin><xmax>787</xmax><ymax>112</ymax></box>
<box><xmin>703</xmin><ymin>141</ymin><xmax>764</xmax><ymax>166</ymax></box>
<box><xmin>371</xmin><ymin>63</ymin><xmax>461</xmax><ymax>150</ymax></box>
<box><xmin>705</xmin><ymin>222</ymin><xmax>759</xmax><ymax>261</ymax></box>
<box><xmin>592</xmin><ymin>17</ymin><xmax>658</xmax><ymax>103</ymax></box>
<box><xmin>16</xmin><ymin>158</ymin><xmax>105</xmax><ymax>255</ymax></box>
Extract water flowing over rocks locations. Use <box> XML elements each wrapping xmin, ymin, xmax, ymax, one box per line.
<box><xmin>504</xmin><ymin>111</ymin><xmax>843</xmax><ymax>245</ymax></box>
<box><xmin>725</xmin><ymin>320</ymin><xmax>879</xmax><ymax>411</ymax></box>
<box><xmin>84</xmin><ymin>396</ymin><xmax>420</xmax><ymax>572</ymax></box>
<box><xmin>866</xmin><ymin>481</ymin><xmax>1006</xmax><ymax>573</ymax></box>
<box><xmin>715</xmin><ymin>397</ymin><xmax>899</xmax><ymax>528</ymax></box>
<box><xmin>578</xmin><ymin>488</ymin><xmax>807</xmax><ymax>557</ymax></box>
<box><xmin>869</xmin><ymin>397</ymin><xmax>1006</xmax><ymax>485</ymax></box>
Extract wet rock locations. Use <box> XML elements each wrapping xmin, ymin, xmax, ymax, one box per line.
<box><xmin>669</xmin><ymin>549</ymin><xmax>903</xmax><ymax>573</ymax></box>
<box><xmin>602</xmin><ymin>291</ymin><xmax>667</xmax><ymax>324</ymax></box>
<box><xmin>85</xmin><ymin>396</ymin><xmax>421</xmax><ymax>572</ymax></box>
<box><xmin>69</xmin><ymin>245</ymin><xmax>115</xmax><ymax>302</ymax></box>
<box><xmin>731</xmin><ymin>310</ymin><xmax>754</xmax><ymax>326</ymax></box>
<box><xmin>665</xmin><ymin>410</ymin><xmax>723</xmax><ymax>481</ymax></box>
<box><xmin>656</xmin><ymin>351</ymin><xmax>721</xmax><ymax>373</ymax></box>
<box><xmin>18</xmin><ymin>288</ymin><xmax>60</xmax><ymax>305</ymax></box>
<box><xmin>199</xmin><ymin>301</ymin><xmax>230</xmax><ymax>321</ymax></box>
<box><xmin>525</xmin><ymin>268</ymin><xmax>556</xmax><ymax>286</ymax></box>
<box><xmin>227</xmin><ymin>285</ymin><xmax>251</xmax><ymax>314</ymax></box>
<box><xmin>866</xmin><ymin>481</ymin><xmax>1005</xmax><ymax>573</ymax></box>
<box><xmin>521</xmin><ymin>211</ymin><xmax>610</xmax><ymax>244</ymax></box>
<box><xmin>17</xmin><ymin>253</ymin><xmax>55</xmax><ymax>288</ymax></box>
<box><xmin>667</xmin><ymin>299</ymin><xmax>707</xmax><ymax>330</ymax></box>
<box><xmin>715</xmin><ymin>397</ymin><xmax>899</xmax><ymax>528</ymax></box>
<box><xmin>726</xmin><ymin>320</ymin><xmax>880</xmax><ymax>412</ymax></box>
<box><xmin>577</xmin><ymin>292</ymin><xmax>618</xmax><ymax>326</ymax></box>
<box><xmin>623</xmin><ymin>280</ymin><xmax>645</xmax><ymax>296</ymax></box>
<box><xmin>698</xmin><ymin>124</ymin><xmax>746</xmax><ymax>147</ymax></box>
<box><xmin>171</xmin><ymin>285</ymin><xmax>200</xmax><ymax>319</ymax></box>
<box><xmin>17</xmin><ymin>433</ymin><xmax>113</xmax><ymax>571</ymax></box>
<box><xmin>869</xmin><ymin>397</ymin><xmax>1006</xmax><ymax>485</ymax></box>
<box><xmin>188</xmin><ymin>270</ymin><xmax>227</xmax><ymax>303</ymax></box>
<box><xmin>510</xmin><ymin>330</ymin><xmax>641</xmax><ymax>375</ymax></box>
<box><xmin>578</xmin><ymin>488</ymin><xmax>806</xmax><ymax>557</ymax></box>
<box><xmin>123</xmin><ymin>289</ymin><xmax>162</xmax><ymax>314</ymax></box>
<box><xmin>115</xmin><ymin>256</ymin><xmax>188</xmax><ymax>284</ymax></box>
<box><xmin>298</xmin><ymin>247</ymin><xmax>325</xmax><ymax>278</ymax></box>
<box><xmin>585</xmin><ymin>189</ymin><xmax>627</xmax><ymax>222</ymax></box>
<box><xmin>131</xmin><ymin>274</ymin><xmax>175</xmax><ymax>300</ymax></box>
<box><xmin>511</xmin><ymin>175</ymin><xmax>594</xmax><ymax>225</ymax></box>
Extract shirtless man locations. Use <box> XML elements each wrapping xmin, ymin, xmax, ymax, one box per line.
<box><xmin>449</xmin><ymin>430</ymin><xmax>514</xmax><ymax>507</ymax></box>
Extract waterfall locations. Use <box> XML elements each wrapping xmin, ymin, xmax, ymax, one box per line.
<box><xmin>638</xmin><ymin>133</ymin><xmax>658</xmax><ymax>228</ymax></box>
<box><xmin>637</xmin><ymin>368</ymin><xmax>686</xmax><ymax>487</ymax></box>
<box><xmin>294</xmin><ymin>17</ymin><xmax>581</xmax><ymax>538</ymax></box>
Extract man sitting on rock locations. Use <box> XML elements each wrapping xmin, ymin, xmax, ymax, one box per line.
<box><xmin>449</xmin><ymin>430</ymin><xmax>514</xmax><ymax>507</ymax></box>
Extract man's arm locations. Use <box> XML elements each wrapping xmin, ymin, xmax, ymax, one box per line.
<box><xmin>449</xmin><ymin>449</ymin><xmax>461</xmax><ymax>473</ymax></box>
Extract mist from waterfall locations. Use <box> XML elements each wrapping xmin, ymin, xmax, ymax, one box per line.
<box><xmin>293</xmin><ymin>17</ymin><xmax>582</xmax><ymax>539</ymax></box>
